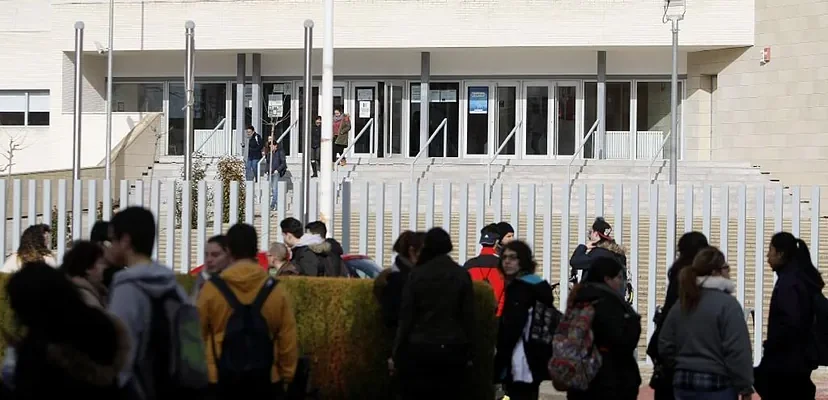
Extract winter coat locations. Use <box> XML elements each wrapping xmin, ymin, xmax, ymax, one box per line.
<box><xmin>311</xmin><ymin>126</ymin><xmax>321</xmax><ymax>149</ymax></box>
<box><xmin>70</xmin><ymin>276</ymin><xmax>108</xmax><ymax>309</ymax></box>
<box><xmin>290</xmin><ymin>235</ymin><xmax>346</xmax><ymax>277</ymax></box>
<box><xmin>266</xmin><ymin>148</ymin><xmax>287</xmax><ymax>177</ymax></box>
<box><xmin>567</xmin><ymin>283</ymin><xmax>641</xmax><ymax>400</ymax></box>
<box><xmin>464</xmin><ymin>246</ymin><xmax>505</xmax><ymax>316</ymax></box>
<box><xmin>377</xmin><ymin>256</ymin><xmax>415</xmax><ymax>331</ymax></box>
<box><xmin>333</xmin><ymin>115</ymin><xmax>351</xmax><ymax>146</ymax></box>
<box><xmin>247</xmin><ymin>133</ymin><xmax>264</xmax><ymax>160</ymax></box>
<box><xmin>569</xmin><ymin>241</ymin><xmax>630</xmax><ymax>300</ymax></box>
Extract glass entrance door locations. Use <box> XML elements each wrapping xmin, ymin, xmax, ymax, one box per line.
<box><xmin>294</xmin><ymin>82</ymin><xmax>346</xmax><ymax>157</ymax></box>
<box><xmin>495</xmin><ymin>82</ymin><xmax>519</xmax><ymax>157</ymax></box>
<box><xmin>352</xmin><ymin>82</ymin><xmax>377</xmax><ymax>157</ymax></box>
<box><xmin>522</xmin><ymin>81</ymin><xmax>581</xmax><ymax>158</ymax></box>
<box><xmin>464</xmin><ymin>81</ymin><xmax>493</xmax><ymax>157</ymax></box>
<box><xmin>555</xmin><ymin>82</ymin><xmax>579</xmax><ymax>156</ymax></box>
<box><xmin>382</xmin><ymin>82</ymin><xmax>405</xmax><ymax>158</ymax></box>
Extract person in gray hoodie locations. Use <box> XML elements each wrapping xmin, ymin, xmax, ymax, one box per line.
<box><xmin>658</xmin><ymin>246</ymin><xmax>754</xmax><ymax>400</ymax></box>
<box><xmin>105</xmin><ymin>206</ymin><xmax>191</xmax><ymax>400</ymax></box>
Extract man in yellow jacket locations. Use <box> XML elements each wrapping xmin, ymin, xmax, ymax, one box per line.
<box><xmin>196</xmin><ymin>223</ymin><xmax>298</xmax><ymax>399</ymax></box>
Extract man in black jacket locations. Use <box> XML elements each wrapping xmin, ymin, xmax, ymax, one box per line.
<box><xmin>280</xmin><ymin>217</ymin><xmax>322</xmax><ymax>276</ymax></box>
<box><xmin>310</xmin><ymin>116</ymin><xmax>321</xmax><ymax>177</ymax></box>
<box><xmin>266</xmin><ymin>140</ymin><xmax>287</xmax><ymax>211</ymax></box>
<box><xmin>245</xmin><ymin>125</ymin><xmax>264</xmax><ymax>181</ymax></box>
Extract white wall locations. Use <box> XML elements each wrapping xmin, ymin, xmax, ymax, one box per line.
<box><xmin>50</xmin><ymin>0</ymin><xmax>754</xmax><ymax>52</ymax></box>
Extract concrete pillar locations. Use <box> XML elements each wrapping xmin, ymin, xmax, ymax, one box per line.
<box><xmin>420</xmin><ymin>52</ymin><xmax>430</xmax><ymax>157</ymax></box>
<box><xmin>597</xmin><ymin>51</ymin><xmax>607</xmax><ymax>159</ymax></box>
<box><xmin>252</xmin><ymin>53</ymin><xmax>262</xmax><ymax>140</ymax></box>
<box><xmin>236</xmin><ymin>53</ymin><xmax>246</xmax><ymax>158</ymax></box>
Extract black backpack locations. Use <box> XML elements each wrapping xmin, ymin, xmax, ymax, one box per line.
<box><xmin>316</xmin><ymin>251</ymin><xmax>348</xmax><ymax>277</ymax></box>
<box><xmin>209</xmin><ymin>276</ymin><xmax>277</xmax><ymax>387</ymax></box>
<box><xmin>808</xmin><ymin>291</ymin><xmax>828</xmax><ymax>367</ymax></box>
<box><xmin>517</xmin><ymin>276</ymin><xmax>563</xmax><ymax>381</ymax></box>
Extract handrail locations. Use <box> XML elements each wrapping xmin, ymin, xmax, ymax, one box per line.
<box><xmin>409</xmin><ymin>118</ymin><xmax>448</xmax><ymax>183</ymax></box>
<box><xmin>193</xmin><ymin>117</ymin><xmax>226</xmax><ymax>154</ymax></box>
<box><xmin>257</xmin><ymin>120</ymin><xmax>299</xmax><ymax>179</ymax></box>
<box><xmin>273</xmin><ymin>119</ymin><xmax>298</xmax><ymax>144</ymax></box>
<box><xmin>487</xmin><ymin>121</ymin><xmax>523</xmax><ymax>187</ymax></box>
<box><xmin>647</xmin><ymin>131</ymin><xmax>672</xmax><ymax>184</ymax></box>
<box><xmin>566</xmin><ymin>119</ymin><xmax>600</xmax><ymax>186</ymax></box>
<box><xmin>335</xmin><ymin>118</ymin><xmax>374</xmax><ymax>168</ymax></box>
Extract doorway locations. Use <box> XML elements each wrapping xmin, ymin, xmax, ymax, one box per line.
<box><xmin>351</xmin><ymin>82</ymin><xmax>377</xmax><ymax>157</ymax></box>
<box><xmin>522</xmin><ymin>81</ymin><xmax>581</xmax><ymax>158</ymax></box>
<box><xmin>462</xmin><ymin>81</ymin><xmax>519</xmax><ymax>158</ymax></box>
<box><xmin>294</xmin><ymin>82</ymin><xmax>346</xmax><ymax>157</ymax></box>
<box><xmin>382</xmin><ymin>82</ymin><xmax>405</xmax><ymax>158</ymax></box>
<box><xmin>408</xmin><ymin>82</ymin><xmax>460</xmax><ymax>158</ymax></box>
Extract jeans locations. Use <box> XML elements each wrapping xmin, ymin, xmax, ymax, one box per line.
<box><xmin>246</xmin><ymin>159</ymin><xmax>260</xmax><ymax>181</ymax></box>
<box><xmin>674</xmin><ymin>387</ymin><xmax>738</xmax><ymax>400</ymax></box>
<box><xmin>270</xmin><ymin>177</ymin><xmax>281</xmax><ymax>210</ymax></box>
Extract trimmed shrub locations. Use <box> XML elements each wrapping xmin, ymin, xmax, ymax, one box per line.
<box><xmin>1</xmin><ymin>274</ymin><xmax>497</xmax><ymax>399</ymax></box>
<box><xmin>215</xmin><ymin>155</ymin><xmax>245</xmax><ymax>223</ymax></box>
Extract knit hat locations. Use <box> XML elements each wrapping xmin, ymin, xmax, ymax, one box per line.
<box><xmin>592</xmin><ymin>217</ymin><xmax>613</xmax><ymax>241</ymax></box>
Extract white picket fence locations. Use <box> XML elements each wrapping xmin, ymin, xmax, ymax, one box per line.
<box><xmin>2</xmin><ymin>178</ymin><xmax>826</xmax><ymax>364</ymax></box>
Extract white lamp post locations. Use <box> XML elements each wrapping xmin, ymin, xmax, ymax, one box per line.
<box><xmin>664</xmin><ymin>0</ymin><xmax>685</xmax><ymax>187</ymax></box>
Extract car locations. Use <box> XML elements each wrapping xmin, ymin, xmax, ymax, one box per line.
<box><xmin>342</xmin><ymin>254</ymin><xmax>382</xmax><ymax>279</ymax></box>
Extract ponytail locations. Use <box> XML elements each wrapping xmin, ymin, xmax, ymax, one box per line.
<box><xmin>679</xmin><ymin>266</ymin><xmax>701</xmax><ymax>312</ymax></box>
<box><xmin>795</xmin><ymin>239</ymin><xmax>814</xmax><ymax>269</ymax></box>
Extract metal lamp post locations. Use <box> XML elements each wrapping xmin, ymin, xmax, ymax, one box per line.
<box><xmin>105</xmin><ymin>0</ymin><xmax>114</xmax><ymax>182</ymax></box>
<box><xmin>184</xmin><ymin>21</ymin><xmax>196</xmax><ymax>181</ymax></box>
<box><xmin>301</xmin><ymin>20</ymin><xmax>314</xmax><ymax>225</ymax></box>
<box><xmin>72</xmin><ymin>22</ymin><xmax>85</xmax><ymax>181</ymax></box>
<box><xmin>664</xmin><ymin>0</ymin><xmax>685</xmax><ymax>187</ymax></box>
<box><xmin>320</xmin><ymin>0</ymin><xmax>334</xmax><ymax>233</ymax></box>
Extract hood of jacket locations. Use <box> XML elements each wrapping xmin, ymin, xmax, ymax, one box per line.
<box><xmin>218</xmin><ymin>259</ymin><xmax>271</xmax><ymax>294</ymax></box>
<box><xmin>596</xmin><ymin>240</ymin><xmax>626</xmax><ymax>257</ymax></box>
<box><xmin>70</xmin><ymin>276</ymin><xmax>107</xmax><ymax>308</ymax></box>
<box><xmin>296</xmin><ymin>233</ymin><xmax>325</xmax><ymax>249</ymax></box>
<box><xmin>110</xmin><ymin>262</ymin><xmax>181</xmax><ymax>298</ymax></box>
<box><xmin>308</xmin><ymin>240</ymin><xmax>333</xmax><ymax>255</ymax></box>
<box><xmin>45</xmin><ymin>313</ymin><xmax>130</xmax><ymax>387</ymax></box>
<box><xmin>698</xmin><ymin>275</ymin><xmax>736</xmax><ymax>294</ymax></box>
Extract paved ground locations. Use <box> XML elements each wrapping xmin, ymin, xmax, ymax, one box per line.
<box><xmin>538</xmin><ymin>365</ymin><xmax>828</xmax><ymax>399</ymax></box>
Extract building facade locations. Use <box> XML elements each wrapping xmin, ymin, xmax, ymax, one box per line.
<box><xmin>0</xmin><ymin>0</ymin><xmax>825</xmax><ymax>185</ymax></box>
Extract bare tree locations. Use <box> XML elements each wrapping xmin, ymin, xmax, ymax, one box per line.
<box><xmin>0</xmin><ymin>134</ymin><xmax>30</xmax><ymax>181</ymax></box>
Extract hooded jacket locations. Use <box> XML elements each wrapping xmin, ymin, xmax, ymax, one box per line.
<box><xmin>71</xmin><ymin>276</ymin><xmax>108</xmax><ymax>309</ymax></box>
<box><xmin>569</xmin><ymin>241</ymin><xmax>630</xmax><ymax>299</ymax></box>
<box><xmin>107</xmin><ymin>262</ymin><xmax>190</xmax><ymax>397</ymax></box>
<box><xmin>291</xmin><ymin>234</ymin><xmax>346</xmax><ymax>277</ymax></box>
<box><xmin>197</xmin><ymin>259</ymin><xmax>299</xmax><ymax>384</ymax></box>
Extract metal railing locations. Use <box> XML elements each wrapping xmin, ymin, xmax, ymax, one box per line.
<box><xmin>257</xmin><ymin>120</ymin><xmax>298</xmax><ymax>179</ymax></box>
<box><xmin>193</xmin><ymin>117</ymin><xmax>227</xmax><ymax>154</ymax></box>
<box><xmin>335</xmin><ymin>118</ymin><xmax>374</xmax><ymax>168</ymax></box>
<box><xmin>566</xmin><ymin>119</ymin><xmax>600</xmax><ymax>186</ymax></box>
<box><xmin>486</xmin><ymin>121</ymin><xmax>522</xmax><ymax>188</ymax></box>
<box><xmin>647</xmin><ymin>131</ymin><xmax>672</xmax><ymax>184</ymax></box>
<box><xmin>409</xmin><ymin>118</ymin><xmax>448</xmax><ymax>182</ymax></box>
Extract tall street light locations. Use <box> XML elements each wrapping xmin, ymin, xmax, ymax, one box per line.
<box><xmin>664</xmin><ymin>0</ymin><xmax>685</xmax><ymax>187</ymax></box>
<box><xmin>105</xmin><ymin>0</ymin><xmax>114</xmax><ymax>182</ymax></box>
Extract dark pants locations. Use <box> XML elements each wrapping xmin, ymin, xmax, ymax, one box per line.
<box><xmin>504</xmin><ymin>381</ymin><xmax>539</xmax><ymax>400</ymax></box>
<box><xmin>334</xmin><ymin>144</ymin><xmax>347</xmax><ymax>162</ymax></box>
<box><xmin>754</xmin><ymin>367</ymin><xmax>815</xmax><ymax>400</ymax></box>
<box><xmin>310</xmin><ymin>147</ymin><xmax>319</xmax><ymax>176</ymax></box>
<box><xmin>206</xmin><ymin>381</ymin><xmax>285</xmax><ymax>400</ymax></box>
<box><xmin>398</xmin><ymin>343</ymin><xmax>468</xmax><ymax>400</ymax></box>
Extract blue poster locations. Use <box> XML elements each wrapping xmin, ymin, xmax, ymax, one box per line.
<box><xmin>469</xmin><ymin>87</ymin><xmax>488</xmax><ymax>114</ymax></box>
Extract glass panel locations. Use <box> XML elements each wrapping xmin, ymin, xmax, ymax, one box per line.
<box><xmin>0</xmin><ymin>112</ymin><xmax>24</xmax><ymax>126</ymax></box>
<box><xmin>27</xmin><ymin>91</ymin><xmax>50</xmax><ymax>112</ymax></box>
<box><xmin>525</xmin><ymin>86</ymin><xmax>549</xmax><ymax>156</ymax></box>
<box><xmin>556</xmin><ymin>85</ymin><xmax>577</xmax><ymax>156</ymax></box>
<box><xmin>584</xmin><ymin>83</ymin><xmax>596</xmax><ymax>158</ymax></box>
<box><xmin>636</xmin><ymin>81</ymin><xmax>683</xmax><ymax>160</ymax></box>
<box><xmin>466</xmin><ymin>86</ymin><xmax>489</xmax><ymax>155</ymax></box>
<box><xmin>497</xmin><ymin>86</ymin><xmax>517</xmax><ymax>156</ymax></box>
<box><xmin>231</xmin><ymin>84</ymin><xmax>253</xmax><ymax>130</ymax></box>
<box><xmin>354</xmin><ymin>86</ymin><xmax>375</xmax><ymax>154</ymax></box>
<box><xmin>409</xmin><ymin>84</ymin><xmax>421</xmax><ymax>157</ymax></box>
<box><xmin>298</xmin><ymin>86</ymin><xmax>319</xmax><ymax>155</ymax></box>
<box><xmin>261</xmin><ymin>83</ymin><xmax>292</xmax><ymax>155</ymax></box>
<box><xmin>584</xmin><ymin>82</ymin><xmax>631</xmax><ymax>158</ymax></box>
<box><xmin>27</xmin><ymin>112</ymin><xmax>49</xmax><ymax>126</ymax></box>
<box><xmin>168</xmin><ymin>83</ymin><xmax>227</xmax><ymax>156</ymax></box>
<box><xmin>112</xmin><ymin>83</ymin><xmax>163</xmax><ymax>112</ymax></box>
<box><xmin>408</xmin><ymin>82</ymin><xmax>460</xmax><ymax>158</ymax></box>
<box><xmin>390</xmin><ymin>85</ymin><xmax>403</xmax><ymax>155</ymax></box>
<box><xmin>0</xmin><ymin>91</ymin><xmax>26</xmax><ymax>112</ymax></box>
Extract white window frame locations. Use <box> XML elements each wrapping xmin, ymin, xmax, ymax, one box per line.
<box><xmin>0</xmin><ymin>90</ymin><xmax>50</xmax><ymax>127</ymax></box>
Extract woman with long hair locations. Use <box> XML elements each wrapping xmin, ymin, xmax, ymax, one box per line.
<box><xmin>5</xmin><ymin>262</ymin><xmax>129</xmax><ymax>399</ymax></box>
<box><xmin>60</xmin><ymin>240</ymin><xmax>109</xmax><ymax>308</ymax></box>
<box><xmin>376</xmin><ymin>230</ymin><xmax>426</xmax><ymax>330</ymax></box>
<box><xmin>392</xmin><ymin>228</ymin><xmax>475</xmax><ymax>400</ymax></box>
<box><xmin>1</xmin><ymin>224</ymin><xmax>55</xmax><ymax>273</ymax></box>
<box><xmin>755</xmin><ymin>232</ymin><xmax>825</xmax><ymax>399</ymax></box>
<box><xmin>493</xmin><ymin>240</ymin><xmax>556</xmax><ymax>400</ymax></box>
<box><xmin>648</xmin><ymin>231</ymin><xmax>709</xmax><ymax>398</ymax></box>
<box><xmin>566</xmin><ymin>257</ymin><xmax>640</xmax><ymax>400</ymax></box>
<box><xmin>658</xmin><ymin>247</ymin><xmax>753</xmax><ymax>400</ymax></box>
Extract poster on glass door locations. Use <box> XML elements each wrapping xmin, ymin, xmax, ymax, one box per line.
<box><xmin>469</xmin><ymin>87</ymin><xmax>488</xmax><ymax>114</ymax></box>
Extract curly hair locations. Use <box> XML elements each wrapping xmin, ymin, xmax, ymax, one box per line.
<box><xmin>17</xmin><ymin>224</ymin><xmax>52</xmax><ymax>264</ymax></box>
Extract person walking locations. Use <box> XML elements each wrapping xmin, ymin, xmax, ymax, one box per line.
<box><xmin>1</xmin><ymin>224</ymin><xmax>55</xmax><ymax>273</ymax></box>
<box><xmin>658</xmin><ymin>247</ymin><xmax>754</xmax><ymax>400</ymax></box>
<box><xmin>310</xmin><ymin>116</ymin><xmax>321</xmax><ymax>177</ymax></box>
<box><xmin>266</xmin><ymin>242</ymin><xmax>298</xmax><ymax>277</ymax></box>
<box><xmin>465</xmin><ymin>224</ymin><xmax>506</xmax><ymax>317</ymax></box>
<box><xmin>280</xmin><ymin>217</ymin><xmax>323</xmax><ymax>276</ymax></box>
<box><xmin>245</xmin><ymin>125</ymin><xmax>264</xmax><ymax>181</ymax></box>
<box><xmin>755</xmin><ymin>232</ymin><xmax>825</xmax><ymax>399</ymax></box>
<box><xmin>60</xmin><ymin>240</ymin><xmax>110</xmax><ymax>308</ymax></box>
<box><xmin>332</xmin><ymin>108</ymin><xmax>351</xmax><ymax>166</ymax></box>
<box><xmin>266</xmin><ymin>140</ymin><xmax>287</xmax><ymax>211</ymax></box>
<box><xmin>197</xmin><ymin>223</ymin><xmax>298</xmax><ymax>400</ymax></box>
<box><xmin>494</xmin><ymin>240</ymin><xmax>556</xmax><ymax>400</ymax></box>
<box><xmin>568</xmin><ymin>217</ymin><xmax>629</xmax><ymax>301</ymax></box>
<box><xmin>191</xmin><ymin>235</ymin><xmax>230</xmax><ymax>300</ymax></box>
<box><xmin>393</xmin><ymin>228</ymin><xmax>476</xmax><ymax>400</ymax></box>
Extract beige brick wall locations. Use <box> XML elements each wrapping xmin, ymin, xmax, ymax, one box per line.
<box><xmin>685</xmin><ymin>0</ymin><xmax>828</xmax><ymax>185</ymax></box>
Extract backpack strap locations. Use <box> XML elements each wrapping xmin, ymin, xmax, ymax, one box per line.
<box><xmin>251</xmin><ymin>278</ymin><xmax>278</xmax><ymax>311</ymax></box>
<box><xmin>209</xmin><ymin>276</ymin><xmax>243</xmax><ymax>311</ymax></box>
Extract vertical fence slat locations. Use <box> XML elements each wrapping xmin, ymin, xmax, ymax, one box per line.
<box><xmin>149</xmin><ymin>180</ymin><xmax>161</xmax><ymax>260</ymax></box>
<box><xmin>811</xmin><ymin>186</ymin><xmax>820</xmax><ymax>262</ymax></box>
<box><xmin>702</xmin><ymin>184</ymin><xmax>712</xmax><ymax>238</ymax></box>
<box><xmin>181</xmin><ymin>180</ymin><xmax>192</xmax><ymax>273</ymax></box>
<box><xmin>27</xmin><ymin>180</ymin><xmax>36</xmax><ymax>227</ymax></box>
<box><xmin>134</xmin><ymin>180</ymin><xmax>144</xmax><ymax>207</ymax></box>
<box><xmin>245</xmin><ymin>181</ymin><xmax>254</xmax><ymax>225</ymax></box>
<box><xmin>720</xmin><ymin>185</ymin><xmax>730</xmax><ymax>256</ymax></box>
<box><xmin>754</xmin><ymin>185</ymin><xmax>765</xmax><ymax>366</ymax></box>
<box><xmin>560</xmin><ymin>184</ymin><xmax>571</xmax><ymax>311</ymax></box>
<box><xmin>792</xmin><ymin>186</ymin><xmax>801</xmax><ymax>236</ymax></box>
<box><xmin>120</xmin><ymin>180</ymin><xmax>129</xmax><ymax>207</ymax></box>
<box><xmin>375</xmin><ymin>182</ymin><xmax>385</xmax><ymax>266</ymax></box>
<box><xmin>359</xmin><ymin>182</ymin><xmax>369</xmax><ymax>255</ymax></box>
<box><xmin>630</xmin><ymin>184</ymin><xmax>639</xmax><ymax>312</ymax></box>
<box><xmin>684</xmin><ymin>184</ymin><xmax>694</xmax><ymax>233</ymax></box>
<box><xmin>647</xmin><ymin>184</ymin><xmax>659</xmax><ymax>364</ymax></box>
<box><xmin>458</xmin><ymin>183</ymin><xmax>469</xmax><ymax>264</ymax></box>
<box><xmin>526</xmin><ymin>184</ymin><xmax>536</xmax><ymax>255</ymax></box>
<box><xmin>409</xmin><ymin>180</ymin><xmax>419</xmax><ymax>231</ymax></box>
<box><xmin>391</xmin><ymin>183</ymin><xmax>402</xmax><ymax>247</ymax></box>
<box><xmin>56</xmin><ymin>180</ymin><xmax>67</xmax><ymax>263</ymax></box>
<box><xmin>492</xmin><ymin>184</ymin><xmax>502</xmax><ymax>222</ymax></box>
<box><xmin>666</xmin><ymin>185</ymin><xmax>677</xmax><ymax>283</ymax></box>
<box><xmin>308</xmin><ymin>181</ymin><xmax>318</xmax><ymax>222</ymax></box>
<box><xmin>229</xmin><ymin>181</ymin><xmax>239</xmax><ymax>225</ymax></box>
<box><xmin>197</xmin><ymin>180</ymin><xmax>207</xmax><ymax>266</ymax></box>
<box><xmin>12</xmin><ymin>180</ymin><xmax>21</xmax><ymax>249</ymax></box>
<box><xmin>102</xmin><ymin>181</ymin><xmax>112</xmax><ymax>221</ymax></box>
<box><xmin>87</xmin><ymin>180</ymin><xmax>97</xmax><ymax>235</ymax></box>
<box><xmin>340</xmin><ymin>181</ymin><xmax>352</xmax><ymax>253</ymax></box>
<box><xmin>542</xmin><ymin>184</ymin><xmax>552</xmax><ymax>282</ymax></box>
<box><xmin>443</xmin><ymin>182</ymin><xmax>452</xmax><ymax>234</ymax></box>
<box><xmin>276</xmin><ymin>181</ymin><xmax>287</xmax><ymax>234</ymax></box>
<box><xmin>72</xmin><ymin>180</ymin><xmax>82</xmax><ymax>240</ymax></box>
<box><xmin>260</xmin><ymin>180</ymin><xmax>270</xmax><ymax>250</ymax></box>
<box><xmin>736</xmin><ymin>185</ymin><xmax>746</xmax><ymax>308</ymax></box>
<box><xmin>165</xmin><ymin>181</ymin><xmax>176</xmax><ymax>268</ymax></box>
<box><xmin>213</xmin><ymin>181</ymin><xmax>224</xmax><ymax>237</ymax></box>
<box><xmin>42</xmin><ymin>180</ymin><xmax>51</xmax><ymax>230</ymax></box>
<box><xmin>614</xmin><ymin>184</ymin><xmax>623</xmax><ymax>246</ymax></box>
<box><xmin>475</xmin><ymin>183</ymin><xmax>486</xmax><ymax>255</ymax></box>
<box><xmin>292</xmin><ymin>181</ymin><xmax>302</xmax><ymax>220</ymax></box>
<box><xmin>425</xmin><ymin>183</ymin><xmax>435</xmax><ymax>228</ymax></box>
<box><xmin>0</xmin><ymin>182</ymin><xmax>6</xmax><ymax>262</ymax></box>
<box><xmin>578</xmin><ymin>184</ymin><xmax>587</xmax><ymax>248</ymax></box>
<box><xmin>594</xmin><ymin>183</ymin><xmax>604</xmax><ymax>217</ymax></box>
<box><xmin>510</xmin><ymin>183</ymin><xmax>519</xmax><ymax>237</ymax></box>
<box><xmin>773</xmin><ymin>185</ymin><xmax>783</xmax><ymax>286</ymax></box>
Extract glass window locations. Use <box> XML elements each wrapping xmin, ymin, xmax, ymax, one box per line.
<box><xmin>636</xmin><ymin>81</ymin><xmax>684</xmax><ymax>159</ymax></box>
<box><xmin>584</xmin><ymin>82</ymin><xmax>631</xmax><ymax>158</ymax></box>
<box><xmin>409</xmin><ymin>82</ymin><xmax>460</xmax><ymax>157</ymax></box>
<box><xmin>0</xmin><ymin>91</ymin><xmax>49</xmax><ymax>126</ymax></box>
<box><xmin>112</xmin><ymin>83</ymin><xmax>163</xmax><ymax>112</ymax></box>
<box><xmin>168</xmin><ymin>83</ymin><xmax>227</xmax><ymax>155</ymax></box>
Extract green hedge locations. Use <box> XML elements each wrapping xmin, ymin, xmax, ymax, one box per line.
<box><xmin>0</xmin><ymin>274</ymin><xmax>497</xmax><ymax>399</ymax></box>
